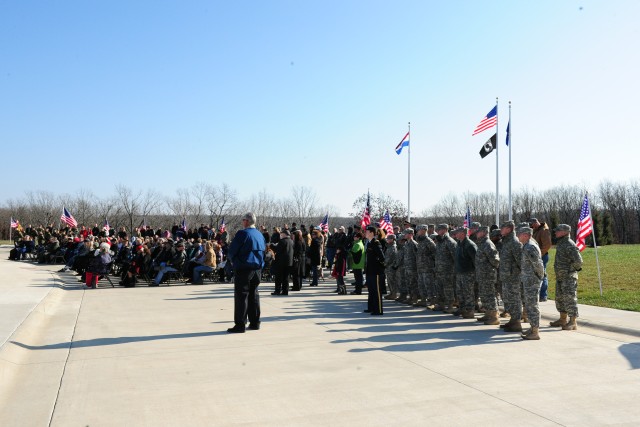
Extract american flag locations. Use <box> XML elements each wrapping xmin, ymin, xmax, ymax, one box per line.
<box><xmin>472</xmin><ymin>105</ymin><xmax>498</xmax><ymax>136</ymax></box>
<box><xmin>463</xmin><ymin>206</ymin><xmax>472</xmax><ymax>228</ymax></box>
<box><xmin>379</xmin><ymin>210</ymin><xmax>393</xmax><ymax>235</ymax></box>
<box><xmin>10</xmin><ymin>217</ymin><xmax>19</xmax><ymax>229</ymax></box>
<box><xmin>104</xmin><ymin>218</ymin><xmax>110</xmax><ymax>232</ymax></box>
<box><xmin>318</xmin><ymin>214</ymin><xmax>329</xmax><ymax>232</ymax></box>
<box><xmin>60</xmin><ymin>207</ymin><xmax>78</xmax><ymax>228</ymax></box>
<box><xmin>360</xmin><ymin>192</ymin><xmax>371</xmax><ymax>229</ymax></box>
<box><xmin>576</xmin><ymin>193</ymin><xmax>593</xmax><ymax>252</ymax></box>
<box><xmin>218</xmin><ymin>216</ymin><xmax>226</xmax><ymax>233</ymax></box>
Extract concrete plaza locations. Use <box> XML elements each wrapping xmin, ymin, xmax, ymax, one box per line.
<box><xmin>1</xmin><ymin>248</ymin><xmax>639</xmax><ymax>426</ymax></box>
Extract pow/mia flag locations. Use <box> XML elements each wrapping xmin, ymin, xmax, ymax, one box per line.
<box><xmin>479</xmin><ymin>133</ymin><xmax>497</xmax><ymax>159</ymax></box>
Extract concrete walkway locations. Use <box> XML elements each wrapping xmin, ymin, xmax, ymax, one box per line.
<box><xmin>1</xmin><ymin>249</ymin><xmax>639</xmax><ymax>426</ymax></box>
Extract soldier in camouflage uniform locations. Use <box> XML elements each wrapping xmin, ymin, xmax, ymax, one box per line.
<box><xmin>475</xmin><ymin>226</ymin><xmax>500</xmax><ymax>325</ymax></box>
<box><xmin>490</xmin><ymin>229</ymin><xmax>505</xmax><ymax>314</ymax></box>
<box><xmin>416</xmin><ymin>225</ymin><xmax>437</xmax><ymax>307</ymax></box>
<box><xmin>517</xmin><ymin>226</ymin><xmax>545</xmax><ymax>340</ymax></box>
<box><xmin>469</xmin><ymin>222</ymin><xmax>481</xmax><ymax>243</ymax></box>
<box><xmin>394</xmin><ymin>235</ymin><xmax>407</xmax><ymax>302</ymax></box>
<box><xmin>402</xmin><ymin>228</ymin><xmax>419</xmax><ymax>304</ymax></box>
<box><xmin>384</xmin><ymin>234</ymin><xmax>399</xmax><ymax>300</ymax></box>
<box><xmin>551</xmin><ymin>224</ymin><xmax>583</xmax><ymax>331</ymax></box>
<box><xmin>453</xmin><ymin>227</ymin><xmax>477</xmax><ymax>319</ymax></box>
<box><xmin>435</xmin><ymin>224</ymin><xmax>457</xmax><ymax>312</ymax></box>
<box><xmin>499</xmin><ymin>220</ymin><xmax>523</xmax><ymax>332</ymax></box>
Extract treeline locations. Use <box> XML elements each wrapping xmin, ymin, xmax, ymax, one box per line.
<box><xmin>422</xmin><ymin>180</ymin><xmax>640</xmax><ymax>245</ymax></box>
<box><xmin>2</xmin><ymin>179</ymin><xmax>639</xmax><ymax>245</ymax></box>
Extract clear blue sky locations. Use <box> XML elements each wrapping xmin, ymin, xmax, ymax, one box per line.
<box><xmin>2</xmin><ymin>1</ymin><xmax>638</xmax><ymax>216</ymax></box>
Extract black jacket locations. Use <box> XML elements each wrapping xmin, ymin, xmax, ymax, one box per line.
<box><xmin>275</xmin><ymin>236</ymin><xmax>294</xmax><ymax>269</ymax></box>
<box><xmin>365</xmin><ymin>238</ymin><xmax>386</xmax><ymax>275</ymax></box>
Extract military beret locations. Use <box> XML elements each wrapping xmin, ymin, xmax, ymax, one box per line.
<box><xmin>452</xmin><ymin>226</ymin><xmax>468</xmax><ymax>235</ymax></box>
<box><xmin>404</xmin><ymin>228</ymin><xmax>415</xmax><ymax>235</ymax></box>
<box><xmin>470</xmin><ymin>222</ymin><xmax>481</xmax><ymax>228</ymax></box>
<box><xmin>436</xmin><ymin>223</ymin><xmax>449</xmax><ymax>231</ymax></box>
<box><xmin>516</xmin><ymin>226</ymin><xmax>533</xmax><ymax>235</ymax></box>
<box><xmin>500</xmin><ymin>220</ymin><xmax>515</xmax><ymax>229</ymax></box>
<box><xmin>490</xmin><ymin>229</ymin><xmax>502</xmax><ymax>238</ymax></box>
<box><xmin>554</xmin><ymin>224</ymin><xmax>571</xmax><ymax>232</ymax></box>
<box><xmin>477</xmin><ymin>226</ymin><xmax>490</xmax><ymax>234</ymax></box>
<box><xmin>385</xmin><ymin>234</ymin><xmax>396</xmax><ymax>240</ymax></box>
<box><xmin>416</xmin><ymin>224</ymin><xmax>428</xmax><ymax>231</ymax></box>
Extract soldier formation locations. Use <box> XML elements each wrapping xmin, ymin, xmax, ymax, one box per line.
<box><xmin>380</xmin><ymin>220</ymin><xmax>583</xmax><ymax>341</ymax></box>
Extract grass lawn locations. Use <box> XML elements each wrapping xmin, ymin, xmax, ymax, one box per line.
<box><xmin>546</xmin><ymin>244</ymin><xmax>640</xmax><ymax>312</ymax></box>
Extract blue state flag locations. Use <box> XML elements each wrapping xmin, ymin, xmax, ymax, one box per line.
<box><xmin>506</xmin><ymin>120</ymin><xmax>511</xmax><ymax>146</ymax></box>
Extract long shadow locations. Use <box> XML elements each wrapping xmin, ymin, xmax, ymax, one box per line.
<box><xmin>11</xmin><ymin>330</ymin><xmax>228</xmax><ymax>351</ymax></box>
<box><xmin>619</xmin><ymin>342</ymin><xmax>640</xmax><ymax>369</ymax></box>
<box><xmin>165</xmin><ymin>287</ymin><xmax>235</xmax><ymax>301</ymax></box>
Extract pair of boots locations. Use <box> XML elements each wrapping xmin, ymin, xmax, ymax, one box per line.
<box><xmin>550</xmin><ymin>312</ymin><xmax>578</xmax><ymax>331</ymax></box>
<box><xmin>477</xmin><ymin>310</ymin><xmax>500</xmax><ymax>325</ymax></box>
<box><xmin>522</xmin><ymin>326</ymin><xmax>540</xmax><ymax>340</ymax></box>
<box><xmin>384</xmin><ymin>292</ymin><xmax>397</xmax><ymax>300</ymax></box>
<box><xmin>500</xmin><ymin>316</ymin><xmax>523</xmax><ymax>332</ymax></box>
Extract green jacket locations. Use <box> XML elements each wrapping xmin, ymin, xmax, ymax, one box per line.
<box><xmin>350</xmin><ymin>240</ymin><xmax>365</xmax><ymax>269</ymax></box>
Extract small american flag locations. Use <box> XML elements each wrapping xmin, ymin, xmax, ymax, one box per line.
<box><xmin>360</xmin><ymin>192</ymin><xmax>371</xmax><ymax>230</ymax></box>
<box><xmin>463</xmin><ymin>206</ymin><xmax>472</xmax><ymax>228</ymax></box>
<box><xmin>576</xmin><ymin>193</ymin><xmax>593</xmax><ymax>252</ymax></box>
<box><xmin>219</xmin><ymin>216</ymin><xmax>226</xmax><ymax>233</ymax></box>
<box><xmin>379</xmin><ymin>210</ymin><xmax>393</xmax><ymax>235</ymax></box>
<box><xmin>318</xmin><ymin>214</ymin><xmax>329</xmax><ymax>232</ymax></box>
<box><xmin>472</xmin><ymin>105</ymin><xmax>498</xmax><ymax>136</ymax></box>
<box><xmin>10</xmin><ymin>217</ymin><xmax>19</xmax><ymax>229</ymax></box>
<box><xmin>104</xmin><ymin>218</ymin><xmax>110</xmax><ymax>232</ymax></box>
<box><xmin>61</xmin><ymin>207</ymin><xmax>78</xmax><ymax>228</ymax></box>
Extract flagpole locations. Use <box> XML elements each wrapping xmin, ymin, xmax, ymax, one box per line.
<box><xmin>407</xmin><ymin>121</ymin><xmax>411</xmax><ymax>223</ymax></box>
<box><xmin>495</xmin><ymin>98</ymin><xmax>500</xmax><ymax>225</ymax></box>
<box><xmin>9</xmin><ymin>219</ymin><xmax>12</xmax><ymax>242</ymax></box>
<box><xmin>508</xmin><ymin>101</ymin><xmax>512</xmax><ymax>221</ymax></box>
<box><xmin>588</xmin><ymin>192</ymin><xmax>604</xmax><ymax>296</ymax></box>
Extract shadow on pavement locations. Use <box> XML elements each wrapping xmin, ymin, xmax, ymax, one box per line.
<box><xmin>619</xmin><ymin>342</ymin><xmax>640</xmax><ymax>369</ymax></box>
<box><xmin>11</xmin><ymin>330</ymin><xmax>228</xmax><ymax>350</ymax></box>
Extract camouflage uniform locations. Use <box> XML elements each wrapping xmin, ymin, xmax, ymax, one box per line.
<box><xmin>475</xmin><ymin>234</ymin><xmax>500</xmax><ymax>311</ymax></box>
<box><xmin>521</xmin><ymin>237</ymin><xmax>544</xmax><ymax>327</ymax></box>
<box><xmin>403</xmin><ymin>237</ymin><xmax>419</xmax><ymax>300</ymax></box>
<box><xmin>454</xmin><ymin>235</ymin><xmax>477</xmax><ymax>313</ymax></box>
<box><xmin>416</xmin><ymin>234</ymin><xmax>437</xmax><ymax>301</ymax></box>
<box><xmin>554</xmin><ymin>235</ymin><xmax>583</xmax><ymax>317</ymax></box>
<box><xmin>499</xmin><ymin>228</ymin><xmax>523</xmax><ymax>320</ymax></box>
<box><xmin>490</xmin><ymin>230</ymin><xmax>503</xmax><ymax>298</ymax></box>
<box><xmin>384</xmin><ymin>241</ymin><xmax>398</xmax><ymax>296</ymax></box>
<box><xmin>435</xmin><ymin>232</ymin><xmax>457</xmax><ymax>306</ymax></box>
<box><xmin>394</xmin><ymin>239</ymin><xmax>406</xmax><ymax>296</ymax></box>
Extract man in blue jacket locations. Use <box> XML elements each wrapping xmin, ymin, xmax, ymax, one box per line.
<box><xmin>227</xmin><ymin>212</ymin><xmax>266</xmax><ymax>333</ymax></box>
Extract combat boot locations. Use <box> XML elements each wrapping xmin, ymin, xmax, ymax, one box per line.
<box><xmin>500</xmin><ymin>310</ymin><xmax>510</xmax><ymax>318</ymax></box>
<box><xmin>476</xmin><ymin>312</ymin><xmax>488</xmax><ymax>322</ymax></box>
<box><xmin>384</xmin><ymin>292</ymin><xmax>397</xmax><ymax>300</ymax></box>
<box><xmin>500</xmin><ymin>317</ymin><xmax>516</xmax><ymax>329</ymax></box>
<box><xmin>550</xmin><ymin>312</ymin><xmax>568</xmax><ymax>327</ymax></box>
<box><xmin>444</xmin><ymin>302</ymin><xmax>457</xmax><ymax>314</ymax></box>
<box><xmin>461</xmin><ymin>309</ymin><xmax>475</xmax><ymax>319</ymax></box>
<box><xmin>402</xmin><ymin>295</ymin><xmax>413</xmax><ymax>304</ymax></box>
<box><xmin>522</xmin><ymin>326</ymin><xmax>540</xmax><ymax>340</ymax></box>
<box><xmin>562</xmin><ymin>316</ymin><xmax>578</xmax><ymax>331</ymax></box>
<box><xmin>483</xmin><ymin>310</ymin><xmax>501</xmax><ymax>326</ymax></box>
<box><xmin>395</xmin><ymin>293</ymin><xmax>407</xmax><ymax>302</ymax></box>
<box><xmin>504</xmin><ymin>319</ymin><xmax>523</xmax><ymax>333</ymax></box>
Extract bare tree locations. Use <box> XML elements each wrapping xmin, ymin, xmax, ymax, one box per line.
<box><xmin>291</xmin><ymin>186</ymin><xmax>318</xmax><ymax>224</ymax></box>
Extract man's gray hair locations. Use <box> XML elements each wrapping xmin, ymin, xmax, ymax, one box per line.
<box><xmin>242</xmin><ymin>212</ymin><xmax>256</xmax><ymax>226</ymax></box>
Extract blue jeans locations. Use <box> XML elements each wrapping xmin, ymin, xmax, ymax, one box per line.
<box><xmin>193</xmin><ymin>265</ymin><xmax>214</xmax><ymax>283</ymax></box>
<box><xmin>155</xmin><ymin>265</ymin><xmax>177</xmax><ymax>284</ymax></box>
<box><xmin>539</xmin><ymin>253</ymin><xmax>549</xmax><ymax>299</ymax></box>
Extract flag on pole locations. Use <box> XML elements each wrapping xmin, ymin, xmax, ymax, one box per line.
<box><xmin>318</xmin><ymin>214</ymin><xmax>329</xmax><ymax>232</ymax></box>
<box><xmin>479</xmin><ymin>134</ymin><xmax>497</xmax><ymax>158</ymax></box>
<box><xmin>218</xmin><ymin>216</ymin><xmax>226</xmax><ymax>233</ymax></box>
<box><xmin>60</xmin><ymin>207</ymin><xmax>78</xmax><ymax>228</ymax></box>
<box><xmin>472</xmin><ymin>106</ymin><xmax>498</xmax><ymax>136</ymax></box>
<box><xmin>576</xmin><ymin>193</ymin><xmax>593</xmax><ymax>252</ymax></box>
<box><xmin>505</xmin><ymin>119</ymin><xmax>511</xmax><ymax>146</ymax></box>
<box><xmin>360</xmin><ymin>192</ymin><xmax>371</xmax><ymax>229</ymax></box>
<box><xmin>395</xmin><ymin>132</ymin><xmax>410</xmax><ymax>155</ymax></box>
<box><xmin>104</xmin><ymin>218</ymin><xmax>111</xmax><ymax>233</ymax></box>
<box><xmin>10</xmin><ymin>217</ymin><xmax>19</xmax><ymax>229</ymax></box>
<box><xmin>379</xmin><ymin>210</ymin><xmax>393</xmax><ymax>235</ymax></box>
<box><xmin>463</xmin><ymin>206</ymin><xmax>472</xmax><ymax>228</ymax></box>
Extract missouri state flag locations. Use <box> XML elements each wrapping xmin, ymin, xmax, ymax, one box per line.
<box><xmin>395</xmin><ymin>132</ymin><xmax>410</xmax><ymax>155</ymax></box>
